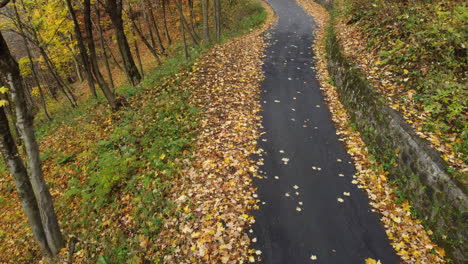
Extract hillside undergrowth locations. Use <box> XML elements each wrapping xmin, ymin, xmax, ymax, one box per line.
<box><xmin>0</xmin><ymin>1</ymin><xmax>267</xmax><ymax>262</ymax></box>
<box><xmin>335</xmin><ymin>0</ymin><xmax>467</xmax><ymax>178</ymax></box>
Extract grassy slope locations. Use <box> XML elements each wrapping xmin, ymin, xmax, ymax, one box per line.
<box><xmin>336</xmin><ymin>0</ymin><xmax>467</xmax><ymax>178</ymax></box>
<box><xmin>0</xmin><ymin>1</ymin><xmax>267</xmax><ymax>262</ymax></box>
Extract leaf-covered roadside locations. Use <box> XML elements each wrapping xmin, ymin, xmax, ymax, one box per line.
<box><xmin>332</xmin><ymin>0</ymin><xmax>467</xmax><ymax>178</ymax></box>
<box><xmin>296</xmin><ymin>0</ymin><xmax>446</xmax><ymax>263</ymax></box>
<box><xmin>152</xmin><ymin>3</ymin><xmax>275</xmax><ymax>263</ymax></box>
<box><xmin>0</xmin><ymin>1</ymin><xmax>272</xmax><ymax>262</ymax></box>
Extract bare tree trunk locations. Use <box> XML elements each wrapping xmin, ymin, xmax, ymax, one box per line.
<box><xmin>146</xmin><ymin>1</ymin><xmax>165</xmax><ymax>53</ymax></box>
<box><xmin>214</xmin><ymin>0</ymin><xmax>221</xmax><ymax>41</ymax></box>
<box><xmin>128</xmin><ymin>7</ymin><xmax>161</xmax><ymax>64</ymax></box>
<box><xmin>84</xmin><ymin>0</ymin><xmax>118</xmax><ymax>109</ymax></box>
<box><xmin>38</xmin><ymin>47</ymin><xmax>77</xmax><ymax>107</ymax></box>
<box><xmin>22</xmin><ymin>79</ymin><xmax>36</xmax><ymax>113</ymax></box>
<box><xmin>0</xmin><ymin>106</ymin><xmax>51</xmax><ymax>257</ymax></box>
<box><xmin>161</xmin><ymin>0</ymin><xmax>172</xmax><ymax>44</ymax></box>
<box><xmin>104</xmin><ymin>0</ymin><xmax>141</xmax><ymax>86</ymax></box>
<box><xmin>178</xmin><ymin>4</ymin><xmax>189</xmax><ymax>60</ymax></box>
<box><xmin>174</xmin><ymin>0</ymin><xmax>199</xmax><ymax>45</ymax></box>
<box><xmin>202</xmin><ymin>0</ymin><xmax>209</xmax><ymax>42</ymax></box>
<box><xmin>12</xmin><ymin>0</ymin><xmax>52</xmax><ymax>121</ymax></box>
<box><xmin>70</xmin><ymin>46</ymin><xmax>83</xmax><ymax>82</ymax></box>
<box><xmin>39</xmin><ymin>73</ymin><xmax>59</xmax><ymax>102</ymax></box>
<box><xmin>106</xmin><ymin>43</ymin><xmax>124</xmax><ymax>72</ymax></box>
<box><xmin>188</xmin><ymin>0</ymin><xmax>195</xmax><ymax>32</ymax></box>
<box><xmin>0</xmin><ymin>30</ymin><xmax>64</xmax><ymax>257</ymax></box>
<box><xmin>23</xmin><ymin>38</ymin><xmax>52</xmax><ymax>121</ymax></box>
<box><xmin>142</xmin><ymin>5</ymin><xmax>157</xmax><ymax>50</ymax></box>
<box><xmin>95</xmin><ymin>7</ymin><xmax>115</xmax><ymax>91</ymax></box>
<box><xmin>134</xmin><ymin>40</ymin><xmax>143</xmax><ymax>77</ymax></box>
<box><xmin>64</xmin><ymin>0</ymin><xmax>97</xmax><ymax>98</ymax></box>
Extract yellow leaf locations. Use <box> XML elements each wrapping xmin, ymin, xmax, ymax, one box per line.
<box><xmin>402</xmin><ymin>201</ymin><xmax>411</xmax><ymax>212</ymax></box>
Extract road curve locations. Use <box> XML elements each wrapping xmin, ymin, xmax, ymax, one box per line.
<box><xmin>251</xmin><ymin>0</ymin><xmax>399</xmax><ymax>263</ymax></box>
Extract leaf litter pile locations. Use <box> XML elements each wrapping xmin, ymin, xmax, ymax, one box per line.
<box><xmin>296</xmin><ymin>0</ymin><xmax>446</xmax><ymax>263</ymax></box>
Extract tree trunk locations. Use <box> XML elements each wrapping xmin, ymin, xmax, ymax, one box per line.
<box><xmin>146</xmin><ymin>1</ymin><xmax>165</xmax><ymax>53</ymax></box>
<box><xmin>23</xmin><ymin>79</ymin><xmax>37</xmax><ymax>114</ymax></box>
<box><xmin>143</xmin><ymin>5</ymin><xmax>157</xmax><ymax>50</ymax></box>
<box><xmin>105</xmin><ymin>0</ymin><xmax>141</xmax><ymax>86</ymax></box>
<box><xmin>71</xmin><ymin>48</ymin><xmax>83</xmax><ymax>82</ymax></box>
<box><xmin>0</xmin><ymin>30</ymin><xmax>64</xmax><ymax>257</ymax></box>
<box><xmin>38</xmin><ymin>47</ymin><xmax>77</xmax><ymax>107</ymax></box>
<box><xmin>39</xmin><ymin>73</ymin><xmax>59</xmax><ymax>102</ymax></box>
<box><xmin>214</xmin><ymin>0</ymin><xmax>221</xmax><ymax>41</ymax></box>
<box><xmin>0</xmin><ymin>106</ymin><xmax>51</xmax><ymax>257</ymax></box>
<box><xmin>188</xmin><ymin>0</ymin><xmax>195</xmax><ymax>32</ymax></box>
<box><xmin>23</xmin><ymin>39</ymin><xmax>52</xmax><ymax>121</ymax></box>
<box><xmin>95</xmin><ymin>7</ymin><xmax>115</xmax><ymax>90</ymax></box>
<box><xmin>173</xmin><ymin>0</ymin><xmax>199</xmax><ymax>45</ymax></box>
<box><xmin>178</xmin><ymin>5</ymin><xmax>189</xmax><ymax>60</ymax></box>
<box><xmin>161</xmin><ymin>0</ymin><xmax>172</xmax><ymax>44</ymax></box>
<box><xmin>84</xmin><ymin>0</ymin><xmax>117</xmax><ymax>109</ymax></box>
<box><xmin>128</xmin><ymin>7</ymin><xmax>161</xmax><ymax>64</ymax></box>
<box><xmin>202</xmin><ymin>0</ymin><xmax>209</xmax><ymax>42</ymax></box>
<box><xmin>12</xmin><ymin>1</ymin><xmax>51</xmax><ymax>120</ymax></box>
<box><xmin>134</xmin><ymin>40</ymin><xmax>143</xmax><ymax>77</ymax></box>
<box><xmin>64</xmin><ymin>0</ymin><xmax>97</xmax><ymax>98</ymax></box>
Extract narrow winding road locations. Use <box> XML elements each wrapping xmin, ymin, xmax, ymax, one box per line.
<box><xmin>251</xmin><ymin>0</ymin><xmax>399</xmax><ymax>263</ymax></box>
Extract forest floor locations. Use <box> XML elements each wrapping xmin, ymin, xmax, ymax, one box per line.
<box><xmin>0</xmin><ymin>1</ymin><xmax>271</xmax><ymax>263</ymax></box>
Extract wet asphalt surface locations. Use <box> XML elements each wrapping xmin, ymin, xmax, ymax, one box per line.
<box><xmin>250</xmin><ymin>0</ymin><xmax>399</xmax><ymax>263</ymax></box>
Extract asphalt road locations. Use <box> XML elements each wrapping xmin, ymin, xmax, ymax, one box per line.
<box><xmin>251</xmin><ymin>0</ymin><xmax>399</xmax><ymax>263</ymax></box>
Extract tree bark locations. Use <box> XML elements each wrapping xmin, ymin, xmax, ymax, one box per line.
<box><xmin>104</xmin><ymin>0</ymin><xmax>141</xmax><ymax>86</ymax></box>
<box><xmin>64</xmin><ymin>0</ymin><xmax>97</xmax><ymax>98</ymax></box>
<box><xmin>0</xmin><ymin>30</ymin><xmax>64</xmax><ymax>257</ymax></box>
<box><xmin>0</xmin><ymin>106</ymin><xmax>51</xmax><ymax>257</ymax></box>
<box><xmin>84</xmin><ymin>0</ymin><xmax>117</xmax><ymax>109</ymax></box>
